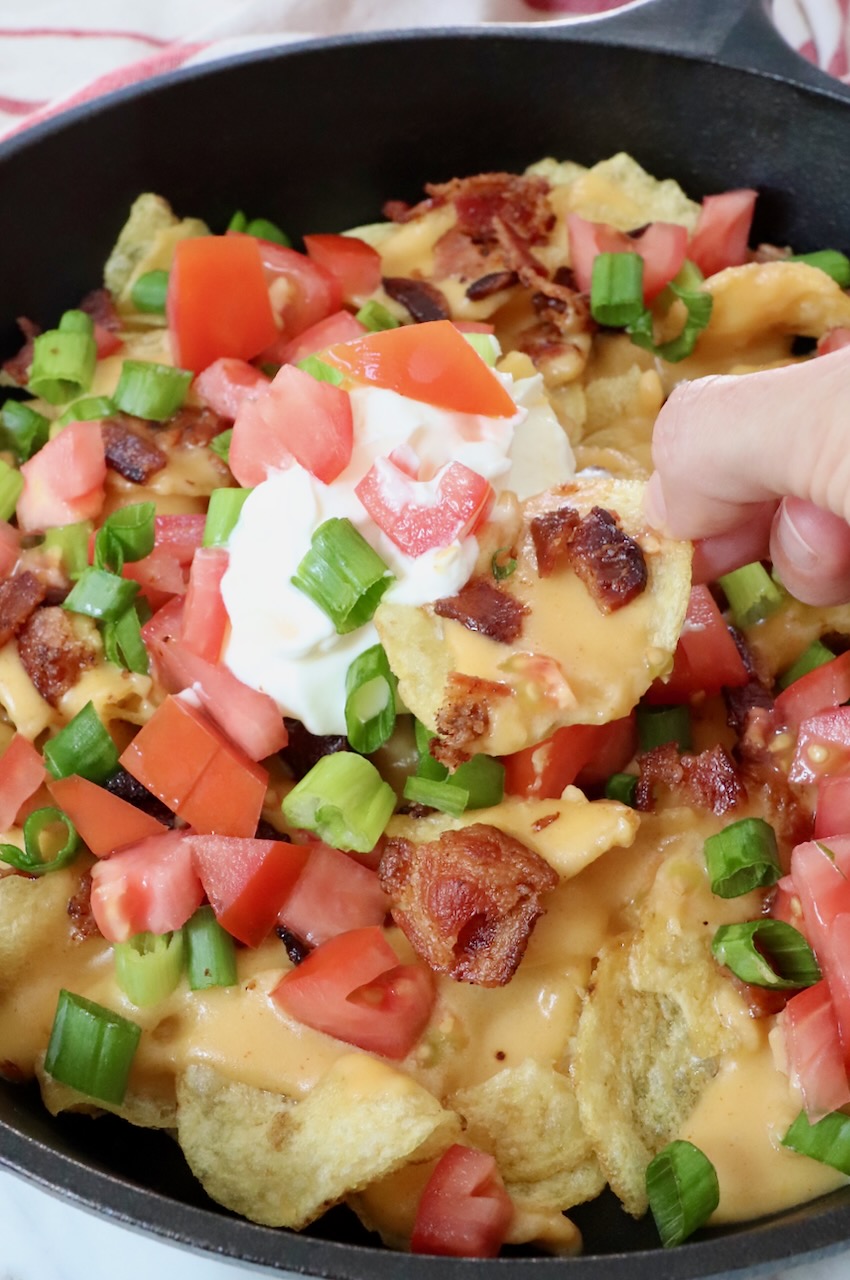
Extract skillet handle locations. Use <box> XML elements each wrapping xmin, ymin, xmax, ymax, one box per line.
<box><xmin>554</xmin><ymin>0</ymin><xmax>850</xmax><ymax>101</ymax></box>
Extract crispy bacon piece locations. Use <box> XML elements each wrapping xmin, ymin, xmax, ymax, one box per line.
<box><xmin>635</xmin><ymin>743</ymin><xmax>745</xmax><ymax>816</ymax></box>
<box><xmin>1</xmin><ymin>317</ymin><xmax>40</xmax><ymax>386</ymax></box>
<box><xmin>724</xmin><ymin>630</ymin><xmax>774</xmax><ymax>738</ymax></box>
<box><xmin>17</xmin><ymin>606</ymin><xmax>98</xmax><ymax>704</ymax></box>
<box><xmin>382</xmin><ymin>277</ymin><xmax>450</xmax><ymax>323</ymax></box>
<box><xmin>156</xmin><ymin>404</ymin><xmax>229</xmax><ymax>450</ymax></box>
<box><xmin>738</xmin><ymin>751</ymin><xmax>811</xmax><ymax>857</ymax></box>
<box><xmin>67</xmin><ymin>870</ymin><xmax>100</xmax><ymax>942</ymax></box>
<box><xmin>379</xmin><ymin>822</ymin><xmax>558</xmax><ymax>986</ymax></box>
<box><xmin>0</xmin><ymin>570</ymin><xmax>47</xmax><ymax>648</ymax></box>
<box><xmin>433</xmin><ymin>672</ymin><xmax>511</xmax><ymax>768</ymax></box>
<box><xmin>105</xmin><ymin>767</ymin><xmax>175</xmax><ymax>825</ymax></box>
<box><xmin>385</xmin><ymin>172</ymin><xmax>553</xmax><ymax>238</ymax></box>
<box><xmin>281</xmin><ymin>717</ymin><xmax>349</xmax><ymax>781</ymax></box>
<box><xmin>79</xmin><ymin>288</ymin><xmax>121</xmax><ymax>332</ymax></box>
<box><xmin>434</xmin><ymin>577</ymin><xmax>526</xmax><ymax>644</ymax></box>
<box><xmin>465</xmin><ymin>269</ymin><xmax>519</xmax><ymax>300</ymax></box>
<box><xmin>531</xmin><ymin>505</ymin><xmax>647</xmax><ymax>613</ymax></box>
<box><xmin>102</xmin><ymin>417</ymin><xmax>168</xmax><ymax>484</ymax></box>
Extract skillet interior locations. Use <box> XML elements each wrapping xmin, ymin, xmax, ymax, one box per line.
<box><xmin>3</xmin><ymin>15</ymin><xmax>850</xmax><ymax>1278</ymax></box>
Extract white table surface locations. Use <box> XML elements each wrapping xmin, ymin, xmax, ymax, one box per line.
<box><xmin>1</xmin><ymin>1164</ymin><xmax>849</xmax><ymax>1280</ymax></box>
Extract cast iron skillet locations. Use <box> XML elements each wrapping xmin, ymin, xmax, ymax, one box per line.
<box><xmin>2</xmin><ymin>0</ymin><xmax>850</xmax><ymax>1275</ymax></box>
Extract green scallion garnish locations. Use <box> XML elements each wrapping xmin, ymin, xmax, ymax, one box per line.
<box><xmin>491</xmin><ymin>548</ymin><xmax>517</xmax><ymax>581</ymax></box>
<box><xmin>209</xmin><ymin>429</ymin><xmax>232</xmax><ymax>464</ymax></box>
<box><xmin>790</xmin><ymin>250</ymin><xmax>850</xmax><ymax>288</ymax></box>
<box><xmin>185</xmin><ymin>906</ymin><xmax>239</xmax><ymax>990</ymax></box>
<box><xmin>605</xmin><ymin>772</ymin><xmax>638</xmax><ymax>806</ymax></box>
<box><xmin>296</xmin><ymin>355</ymin><xmax>344</xmax><ymax>386</ymax></box>
<box><xmin>0</xmin><ymin>458</ymin><xmax>23</xmax><ymax>521</ymax></box>
<box><xmin>355</xmin><ymin>300</ymin><xmax>400</xmax><ymax>332</ymax></box>
<box><xmin>282</xmin><ymin>752</ymin><xmax>396</xmax><ymax>853</ymax></box>
<box><xmin>113</xmin><ymin>931</ymin><xmax>185</xmax><ymax>1007</ymax></box>
<box><xmin>112</xmin><ymin>360</ymin><xmax>192</xmax><ymax>421</ymax></box>
<box><xmin>344</xmin><ymin>644</ymin><xmax>398</xmax><ymax>755</ymax></box>
<box><xmin>637</xmin><ymin>703</ymin><xmax>692</xmax><ymax>752</ymax></box>
<box><xmin>43</xmin><ymin>701</ymin><xmax>119</xmax><ymax>784</ymax></box>
<box><xmin>646</xmin><ymin>1140</ymin><xmax>719</xmax><ymax>1248</ymax></box>
<box><xmin>0</xmin><ymin>807</ymin><xmax>80</xmax><ymax>876</ymax></box>
<box><xmin>462</xmin><ymin>332</ymin><xmax>499</xmax><ymax>366</ymax></box>
<box><xmin>291</xmin><ymin>518</ymin><xmax>394</xmax><ymax>635</ymax></box>
<box><xmin>590</xmin><ymin>252</ymin><xmax>645</xmax><ymax>327</ymax></box>
<box><xmin>703</xmin><ymin>816</ymin><xmax>781</xmax><ymax>898</ymax></box>
<box><xmin>63</xmin><ymin>566</ymin><xmax>140</xmax><ymax>622</ymax></box>
<box><xmin>718</xmin><ymin>561</ymin><xmax>784</xmax><ymax>628</ymax></box>
<box><xmin>102</xmin><ymin>604</ymin><xmax>150</xmax><ymax>675</ymax></box>
<box><xmin>93</xmin><ymin>502</ymin><xmax>156</xmax><ymax>574</ymax></box>
<box><xmin>778</xmin><ymin>640</ymin><xmax>836</xmax><ymax>690</ymax></box>
<box><xmin>130</xmin><ymin>269</ymin><xmax>170</xmax><ymax>315</ymax></box>
<box><xmin>782</xmin><ymin>1109</ymin><xmax>850</xmax><ymax>1173</ymax></box>
<box><xmin>0</xmin><ymin>398</ymin><xmax>50</xmax><ymax>461</ymax></box>
<box><xmin>44</xmin><ymin>989</ymin><xmax>141</xmax><ymax>1104</ymax></box>
<box><xmin>711</xmin><ymin>919</ymin><xmax>820</xmax><ymax>989</ymax></box>
<box><xmin>55</xmin><ymin>395</ymin><xmax>117</xmax><ymax>429</ymax></box>
<box><xmin>453</xmin><ymin>753</ymin><xmax>505</xmax><ymax>809</ymax></box>
<box><xmin>413</xmin><ymin>718</ymin><xmax>450</xmax><ymax>782</ymax></box>
<box><xmin>628</xmin><ymin>264</ymin><xmax>713</xmax><ymax>363</ymax></box>
<box><xmin>403</xmin><ymin>774</ymin><xmax>470</xmax><ymax>816</ymax></box>
<box><xmin>28</xmin><ymin>310</ymin><xmax>97</xmax><ymax>405</ymax></box>
<box><xmin>43</xmin><ymin>521</ymin><xmax>93</xmax><ymax>579</ymax></box>
<box><xmin>203</xmin><ymin>486</ymin><xmax>252</xmax><ymax>548</ymax></box>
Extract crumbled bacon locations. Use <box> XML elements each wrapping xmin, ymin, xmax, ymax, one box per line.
<box><xmin>155</xmin><ymin>404</ymin><xmax>229</xmax><ymax>450</ymax></box>
<box><xmin>67</xmin><ymin>871</ymin><xmax>100</xmax><ymax>942</ymax></box>
<box><xmin>379</xmin><ymin>822</ymin><xmax>558</xmax><ymax>986</ymax></box>
<box><xmin>433</xmin><ymin>672</ymin><xmax>510</xmax><ymax>767</ymax></box>
<box><xmin>106</xmin><ymin>767</ymin><xmax>175</xmax><ymax>824</ymax></box>
<box><xmin>0</xmin><ymin>570</ymin><xmax>46</xmax><ymax>648</ymax></box>
<box><xmin>281</xmin><ymin>717</ymin><xmax>349</xmax><ymax>781</ymax></box>
<box><xmin>102</xmin><ymin>417</ymin><xmax>168</xmax><ymax>484</ymax></box>
<box><xmin>1</xmin><ymin>317</ymin><xmax>40</xmax><ymax>386</ymax></box>
<box><xmin>385</xmin><ymin>172</ymin><xmax>553</xmax><ymax>241</ymax></box>
<box><xmin>738</xmin><ymin>751</ymin><xmax>812</xmax><ymax>857</ymax></box>
<box><xmin>276</xmin><ymin>925</ymin><xmax>311</xmax><ymax>966</ymax></box>
<box><xmin>531</xmin><ymin>505</ymin><xmax>648</xmax><ymax>612</ymax></box>
<box><xmin>434</xmin><ymin>577</ymin><xmax>526</xmax><ymax>644</ymax></box>
<box><xmin>465</xmin><ymin>269</ymin><xmax>519</xmax><ymax>300</ymax></box>
<box><xmin>79</xmin><ymin>287</ymin><xmax>122</xmax><ymax>332</ymax></box>
<box><xmin>724</xmin><ymin>631</ymin><xmax>774</xmax><ymax>738</ymax></box>
<box><xmin>382</xmin><ymin>277</ymin><xmax>450</xmax><ymax>323</ymax></box>
<box><xmin>634</xmin><ymin>743</ymin><xmax>745</xmax><ymax>815</ymax></box>
<box><xmin>17</xmin><ymin>606</ymin><xmax>98</xmax><ymax>704</ymax></box>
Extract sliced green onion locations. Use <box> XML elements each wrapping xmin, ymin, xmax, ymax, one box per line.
<box><xmin>790</xmin><ymin>250</ymin><xmax>850</xmax><ymax>288</ymax></box>
<box><xmin>93</xmin><ymin>502</ymin><xmax>156</xmax><ymax>574</ymax></box>
<box><xmin>43</xmin><ymin>520</ymin><xmax>93</xmax><ymax>579</ymax></box>
<box><xmin>355</xmin><ymin>300</ymin><xmax>400</xmax><ymax>332</ymax></box>
<box><xmin>413</xmin><ymin>718</ymin><xmax>449</xmax><ymax>782</ymax></box>
<box><xmin>590</xmin><ymin>252</ymin><xmax>644</xmax><ymax>327</ymax></box>
<box><xmin>646</xmin><ymin>1140</ymin><xmax>719</xmax><ymax>1248</ymax></box>
<box><xmin>453</xmin><ymin>754</ymin><xmax>505</xmax><ymax>809</ymax></box>
<box><xmin>462</xmin><ymin>332</ymin><xmax>498</xmax><ymax>366</ymax></box>
<box><xmin>782</xmin><ymin>1109</ymin><xmax>850</xmax><ymax>1173</ymax></box>
<box><xmin>0</xmin><ymin>458</ymin><xmax>23</xmax><ymax>521</ymax></box>
<box><xmin>403</xmin><ymin>774</ymin><xmax>469</xmax><ymax>815</ymax></box>
<box><xmin>185</xmin><ymin>906</ymin><xmax>238</xmax><ymax>990</ymax></box>
<box><xmin>209</xmin><ymin>428</ymin><xmax>232</xmax><ymax>464</ymax></box>
<box><xmin>637</xmin><ymin>703</ymin><xmax>692</xmax><ymax>752</ymax></box>
<box><xmin>227</xmin><ymin>210</ymin><xmax>248</xmax><ymax>233</ymax></box>
<box><xmin>704</xmin><ymin>816</ymin><xmax>781</xmax><ymax>898</ymax></box>
<box><xmin>43</xmin><ymin>700</ymin><xmax>119</xmax><ymax>783</ymax></box>
<box><xmin>44</xmin><ymin>989</ymin><xmax>141</xmax><ymax>1104</ymax></box>
<box><xmin>779</xmin><ymin>640</ymin><xmax>836</xmax><ymax>690</ymax></box>
<box><xmin>113</xmin><ymin>931</ymin><xmax>184</xmax><ymax>1007</ymax></box>
<box><xmin>63</xmin><ymin>566</ymin><xmax>140</xmax><ymax>621</ymax></box>
<box><xmin>130</xmin><ymin>269</ymin><xmax>169</xmax><ymax>315</ymax></box>
<box><xmin>671</xmin><ymin>259</ymin><xmax>705</xmax><ymax>292</ymax></box>
<box><xmin>605</xmin><ymin>772</ymin><xmax>638</xmax><ymax>806</ymax></box>
<box><xmin>55</xmin><ymin>395</ymin><xmax>117</xmax><ymax>429</ymax></box>
<box><xmin>0</xmin><ymin>806</ymin><xmax>80</xmax><ymax>876</ymax></box>
<box><xmin>292</xmin><ymin>518</ymin><xmax>394</xmax><ymax>634</ymax></box>
<box><xmin>28</xmin><ymin>311</ymin><xmax>96</xmax><ymax>405</ymax></box>
<box><xmin>629</xmin><ymin>269</ymin><xmax>713</xmax><ymax>363</ymax></box>
<box><xmin>491</xmin><ymin>548</ymin><xmax>517</xmax><ymax>581</ymax></box>
<box><xmin>282</xmin><ymin>752</ymin><xmax>396</xmax><ymax>853</ymax></box>
<box><xmin>203</xmin><ymin>487</ymin><xmax>252</xmax><ymax>548</ymax></box>
<box><xmin>245</xmin><ymin>216</ymin><xmax>290</xmax><ymax>246</ymax></box>
<box><xmin>102</xmin><ymin>605</ymin><xmax>150</xmax><ymax>675</ymax></box>
<box><xmin>711</xmin><ymin>919</ymin><xmax>820</xmax><ymax>989</ymax></box>
<box><xmin>296</xmin><ymin>355</ymin><xmax>344</xmax><ymax>385</ymax></box>
<box><xmin>112</xmin><ymin>360</ymin><xmax>192</xmax><ymax>421</ymax></box>
<box><xmin>345</xmin><ymin>644</ymin><xmax>397</xmax><ymax>754</ymax></box>
<box><xmin>718</xmin><ymin>561</ymin><xmax>784</xmax><ymax>628</ymax></box>
<box><xmin>0</xmin><ymin>398</ymin><xmax>49</xmax><ymax>461</ymax></box>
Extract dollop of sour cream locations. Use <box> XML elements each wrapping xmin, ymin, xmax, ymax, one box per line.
<box><xmin>221</xmin><ymin>366</ymin><xmax>574</xmax><ymax>735</ymax></box>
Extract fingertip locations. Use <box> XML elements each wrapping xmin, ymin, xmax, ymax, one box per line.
<box><xmin>643</xmin><ymin>472</ymin><xmax>668</xmax><ymax>533</ymax></box>
<box><xmin>771</xmin><ymin>497</ymin><xmax>850</xmax><ymax>607</ymax></box>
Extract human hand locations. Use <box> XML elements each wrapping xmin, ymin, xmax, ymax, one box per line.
<box><xmin>644</xmin><ymin>345</ymin><xmax>850</xmax><ymax>606</ymax></box>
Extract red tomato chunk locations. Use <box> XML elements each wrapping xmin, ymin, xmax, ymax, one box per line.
<box><xmin>190</xmin><ymin>834</ymin><xmax>310</xmax><ymax>948</ymax></box>
<box><xmin>90</xmin><ymin>830</ymin><xmax>204</xmax><ymax>944</ymax></box>
<box><xmin>411</xmin><ymin>1145</ymin><xmax>514</xmax><ymax>1258</ymax></box>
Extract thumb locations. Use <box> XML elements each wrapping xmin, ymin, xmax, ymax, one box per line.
<box><xmin>770</xmin><ymin>497</ymin><xmax>850</xmax><ymax>607</ymax></box>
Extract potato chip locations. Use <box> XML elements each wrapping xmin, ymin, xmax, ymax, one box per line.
<box><xmin>103</xmin><ymin>192</ymin><xmax>209</xmax><ymax>309</ymax></box>
<box><xmin>560</xmin><ymin>152</ymin><xmax>701</xmax><ymax>233</ymax></box>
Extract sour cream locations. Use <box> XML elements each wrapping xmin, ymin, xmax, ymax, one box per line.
<box><xmin>221</xmin><ymin>368</ymin><xmax>574</xmax><ymax>734</ymax></box>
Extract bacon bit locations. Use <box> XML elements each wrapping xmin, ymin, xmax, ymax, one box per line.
<box><xmin>156</xmin><ymin>405</ymin><xmax>229</xmax><ymax>451</ymax></box>
<box><xmin>739</xmin><ymin>752</ymin><xmax>812</xmax><ymax>858</ymax></box>
<box><xmin>532</xmin><ymin>812</ymin><xmax>560</xmax><ymax>832</ymax></box>
<box><xmin>79</xmin><ymin>288</ymin><xmax>121</xmax><ymax>332</ymax></box>
<box><xmin>276</xmin><ymin>924</ymin><xmax>311</xmax><ymax>966</ymax></box>
<box><xmin>635</xmin><ymin>743</ymin><xmax>745</xmax><ymax>815</ymax></box>
<box><xmin>67</xmin><ymin>870</ymin><xmax>101</xmax><ymax>942</ymax></box>
<box><xmin>724</xmin><ymin>630</ymin><xmax>774</xmax><ymax>738</ymax></box>
<box><xmin>465</xmin><ymin>270</ymin><xmax>519</xmax><ymax>300</ymax></box>
<box><xmin>379</xmin><ymin>822</ymin><xmax>558</xmax><ymax>986</ymax></box>
<box><xmin>102</xmin><ymin>418</ymin><xmax>168</xmax><ymax>484</ymax></box>
<box><xmin>17</xmin><ymin>606</ymin><xmax>98</xmax><ymax>705</ymax></box>
<box><xmin>749</xmin><ymin>243</ymin><xmax>791</xmax><ymax>264</ymax></box>
<box><xmin>105</xmin><ymin>767</ymin><xmax>175</xmax><ymax>825</ymax></box>
<box><xmin>0</xmin><ymin>570</ymin><xmax>47</xmax><ymax>648</ymax></box>
<box><xmin>532</xmin><ymin>505</ymin><xmax>648</xmax><ymax>613</ymax></box>
<box><xmin>281</xmin><ymin>717</ymin><xmax>349</xmax><ymax>781</ymax></box>
<box><xmin>434</xmin><ymin>673</ymin><xmax>510</xmax><ymax>768</ymax></box>
<box><xmin>434</xmin><ymin>577</ymin><xmax>527</xmax><ymax>644</ymax></box>
<box><xmin>1</xmin><ymin>317</ymin><xmax>40</xmax><ymax>386</ymax></box>
<box><xmin>382</xmin><ymin>277</ymin><xmax>450</xmax><ymax>323</ymax></box>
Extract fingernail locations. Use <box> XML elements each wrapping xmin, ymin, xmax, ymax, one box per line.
<box><xmin>774</xmin><ymin>500</ymin><xmax>819</xmax><ymax>573</ymax></box>
<box><xmin>643</xmin><ymin>473</ymin><xmax>669</xmax><ymax>532</ymax></box>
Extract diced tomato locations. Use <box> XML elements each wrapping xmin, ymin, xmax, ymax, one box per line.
<box><xmin>815</xmin><ymin>774</ymin><xmax>850</xmax><ymax>840</ymax></box>
<box><xmin>0</xmin><ymin>734</ymin><xmax>45</xmax><ymax>831</ymax></box>
<box><xmin>324</xmin><ymin>320</ymin><xmax>518</xmax><ymax>418</ymax></box>
<box><xmin>819</xmin><ymin>328</ymin><xmax>850</xmax><ymax>356</ymax></box>
<box><xmin>770</xmin><ymin>874</ymin><xmax>802</xmax><ymax>929</ymax></box>
<box><xmin>356</xmin><ymin>459</ymin><xmax>493</xmax><ymax>557</ymax></box>
<box><xmin>167</xmin><ymin>236</ymin><xmax>279</xmax><ymax>374</ymax></box>
<box><xmin>229</xmin><ymin>363</ymin><xmax>353</xmax><ymax>487</ymax></box>
<box><xmin>189</xmin><ymin>834</ymin><xmax>310</xmax><ymax>948</ymax></box>
<box><xmin>47</xmin><ymin>773</ymin><xmax>167</xmax><ymax>857</ymax></box>
<box><xmin>566</xmin><ymin>214</ymin><xmax>688</xmax><ymax>300</ymax></box>
<box><xmin>153</xmin><ymin>638</ymin><xmax>287</xmax><ymax>761</ymax></box>
<box><xmin>688</xmin><ymin>189</ymin><xmax>758</xmax><ymax>278</ymax></box>
<box><xmin>119</xmin><ymin>694</ymin><xmax>268</xmax><ymax>837</ymax></box>
<box><xmin>303</xmin><ymin>233</ymin><xmax>382</xmax><ymax>301</ymax></box>
<box><xmin>784</xmin><ymin>981</ymin><xmax>850</xmax><ymax>1119</ymax></box>
<box><xmin>278</xmin><ymin>841</ymin><xmax>389</xmax><ymax>946</ymax></box>
<box><xmin>254</xmin><ymin>239</ymin><xmax>342</xmax><ymax>344</ymax></box>
<box><xmin>194</xmin><ymin>357</ymin><xmax>270</xmax><ymax>421</ymax></box>
<box><xmin>774</xmin><ymin>652</ymin><xmax>850</xmax><ymax>734</ymax></box>
<box><xmin>645</xmin><ymin>586</ymin><xmax>748</xmax><ymax>703</ymax></box>
<box><xmin>180</xmin><ymin>547</ymin><xmax>229</xmax><ymax>665</ymax></box>
<box><xmin>576</xmin><ymin>714</ymin><xmax>639</xmax><ymax>787</ymax></box>
<box><xmin>89</xmin><ymin>830</ymin><xmax>204</xmax><ymax>944</ymax></box>
<box><xmin>790</xmin><ymin>708</ymin><xmax>850</xmax><ymax>784</ymax></box>
<box><xmin>16</xmin><ymin>421</ymin><xmax>106</xmax><ymax>533</ymax></box>
<box><xmin>141</xmin><ymin>595</ymin><xmax>184</xmax><ymax>683</ymax></box>
<box><xmin>272</xmin><ymin>925</ymin><xmax>435</xmax><ymax>1059</ymax></box>
<box><xmin>0</xmin><ymin>521</ymin><xmax>19</xmax><ymax>579</ymax></box>
<box><xmin>124</xmin><ymin>514</ymin><xmax>206</xmax><ymax>602</ymax></box>
<box><xmin>791</xmin><ymin>836</ymin><xmax>850</xmax><ymax>1068</ymax></box>
<box><xmin>93</xmin><ymin>323</ymin><xmax>123</xmax><ymax>359</ymax></box>
<box><xmin>411</xmin><ymin>1146</ymin><xmax>513</xmax><ymax>1258</ymax></box>
<box><xmin>503</xmin><ymin>716</ymin><xmax>636</xmax><ymax>800</ymax></box>
<box><xmin>278</xmin><ymin>310</ymin><xmax>366</xmax><ymax>366</ymax></box>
